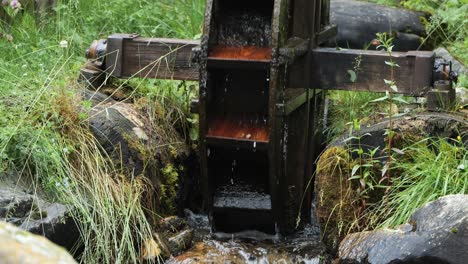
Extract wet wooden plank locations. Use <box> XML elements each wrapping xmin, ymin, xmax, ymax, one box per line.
<box><xmin>105</xmin><ymin>36</ymin><xmax>435</xmax><ymax>96</ymax></box>
<box><xmin>310</xmin><ymin>48</ymin><xmax>434</xmax><ymax>96</ymax></box>
<box><xmin>106</xmin><ymin>35</ymin><xmax>200</xmax><ymax>81</ymax></box>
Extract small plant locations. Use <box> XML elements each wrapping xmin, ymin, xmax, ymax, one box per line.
<box><xmin>368</xmin><ymin>33</ymin><xmax>410</xmax><ymax>182</ymax></box>
<box><xmin>343</xmin><ymin>119</ymin><xmax>386</xmax><ymax>227</ymax></box>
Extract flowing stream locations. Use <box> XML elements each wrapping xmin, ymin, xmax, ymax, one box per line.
<box><xmin>167</xmin><ymin>210</ymin><xmax>327</xmax><ymax>264</ymax></box>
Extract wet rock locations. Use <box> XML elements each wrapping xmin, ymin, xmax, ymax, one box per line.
<box><xmin>184</xmin><ymin>209</ymin><xmax>210</xmax><ymax>230</ymax></box>
<box><xmin>0</xmin><ymin>186</ymin><xmax>79</xmax><ymax>250</ymax></box>
<box><xmin>0</xmin><ymin>220</ymin><xmax>77</xmax><ymax>263</ymax></box>
<box><xmin>84</xmin><ymin>91</ymin><xmax>150</xmax><ymax>178</ymax></box>
<box><xmin>81</xmin><ymin>88</ymin><xmax>114</xmax><ymax>105</ymax></box>
<box><xmin>157</xmin><ymin>216</ymin><xmax>194</xmax><ymax>256</ymax></box>
<box><xmin>456</xmin><ymin>87</ymin><xmax>468</xmax><ymax>105</ymax></box>
<box><xmin>434</xmin><ymin>48</ymin><xmax>467</xmax><ymax>75</ymax></box>
<box><xmin>81</xmin><ymin>89</ymin><xmax>189</xmax><ymax>214</ymax></box>
<box><xmin>337</xmin><ymin>195</ymin><xmax>468</xmax><ymax>264</ymax></box>
<box><xmin>159</xmin><ymin>216</ymin><xmax>188</xmax><ymax>233</ymax></box>
<box><xmin>330</xmin><ymin>0</ymin><xmax>427</xmax><ymax>51</ymax></box>
<box><xmin>167</xmin><ymin>229</ymin><xmax>194</xmax><ymax>256</ymax></box>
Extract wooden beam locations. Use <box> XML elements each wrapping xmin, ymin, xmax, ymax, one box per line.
<box><xmin>310</xmin><ymin>48</ymin><xmax>434</xmax><ymax>96</ymax></box>
<box><xmin>103</xmin><ymin>36</ymin><xmax>435</xmax><ymax>96</ymax></box>
<box><xmin>106</xmin><ymin>35</ymin><xmax>199</xmax><ymax>81</ymax></box>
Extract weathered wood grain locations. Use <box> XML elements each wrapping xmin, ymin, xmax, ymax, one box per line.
<box><xmin>106</xmin><ymin>35</ymin><xmax>199</xmax><ymax>81</ymax></box>
<box><xmin>104</xmin><ymin>37</ymin><xmax>435</xmax><ymax>96</ymax></box>
<box><xmin>310</xmin><ymin>48</ymin><xmax>434</xmax><ymax>96</ymax></box>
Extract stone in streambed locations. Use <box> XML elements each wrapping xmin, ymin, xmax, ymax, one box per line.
<box><xmin>157</xmin><ymin>216</ymin><xmax>194</xmax><ymax>256</ymax></box>
<box><xmin>159</xmin><ymin>216</ymin><xmax>188</xmax><ymax>234</ymax></box>
<box><xmin>167</xmin><ymin>229</ymin><xmax>194</xmax><ymax>256</ymax></box>
<box><xmin>337</xmin><ymin>195</ymin><xmax>468</xmax><ymax>264</ymax></box>
<box><xmin>0</xmin><ymin>185</ymin><xmax>79</xmax><ymax>251</ymax></box>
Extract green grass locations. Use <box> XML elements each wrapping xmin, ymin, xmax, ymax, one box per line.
<box><xmin>1</xmin><ymin>0</ymin><xmax>205</xmax><ymax>263</ymax></box>
<box><xmin>325</xmin><ymin>91</ymin><xmax>384</xmax><ymax>139</ymax></box>
<box><xmin>0</xmin><ymin>0</ymin><xmax>466</xmax><ymax>260</ymax></box>
<box><xmin>367</xmin><ymin>138</ymin><xmax>467</xmax><ymax>228</ymax></box>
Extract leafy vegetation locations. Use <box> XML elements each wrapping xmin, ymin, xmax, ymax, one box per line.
<box><xmin>0</xmin><ymin>0</ymin><xmax>466</xmax><ymax>261</ymax></box>
<box><xmin>323</xmin><ymin>0</ymin><xmax>467</xmax><ymax>244</ymax></box>
<box><xmin>1</xmin><ymin>0</ymin><xmax>205</xmax><ymax>263</ymax></box>
<box><xmin>368</xmin><ymin>138</ymin><xmax>467</xmax><ymax>227</ymax></box>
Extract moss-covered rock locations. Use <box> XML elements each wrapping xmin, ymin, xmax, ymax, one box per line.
<box><xmin>317</xmin><ymin>112</ymin><xmax>468</xmax><ymax>252</ymax></box>
<box><xmin>315</xmin><ymin>146</ymin><xmax>357</xmax><ymax>251</ymax></box>
<box><xmin>82</xmin><ymin>89</ymin><xmax>189</xmax><ymax>215</ymax></box>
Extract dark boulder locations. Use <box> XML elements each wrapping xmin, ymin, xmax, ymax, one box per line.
<box><xmin>81</xmin><ymin>88</ymin><xmax>190</xmax><ymax>214</ymax></box>
<box><xmin>167</xmin><ymin>229</ymin><xmax>194</xmax><ymax>256</ymax></box>
<box><xmin>337</xmin><ymin>195</ymin><xmax>468</xmax><ymax>264</ymax></box>
<box><xmin>0</xmin><ymin>185</ymin><xmax>79</xmax><ymax>251</ymax></box>
<box><xmin>157</xmin><ymin>216</ymin><xmax>194</xmax><ymax>257</ymax></box>
<box><xmin>329</xmin><ymin>0</ymin><xmax>427</xmax><ymax>51</ymax></box>
<box><xmin>82</xmin><ymin>89</ymin><xmax>150</xmax><ymax>178</ymax></box>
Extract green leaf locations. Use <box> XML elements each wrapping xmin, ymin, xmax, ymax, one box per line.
<box><xmin>369</xmin><ymin>146</ymin><xmax>380</xmax><ymax>156</ymax></box>
<box><xmin>392</xmin><ymin>96</ymin><xmax>409</xmax><ymax>104</ymax></box>
<box><xmin>370</xmin><ymin>95</ymin><xmax>389</xmax><ymax>103</ymax></box>
<box><xmin>381</xmin><ymin>163</ymin><xmax>390</xmax><ymax>177</ymax></box>
<box><xmin>189</xmin><ymin>127</ymin><xmax>198</xmax><ymax>141</ymax></box>
<box><xmin>351</xmin><ymin>164</ymin><xmax>360</xmax><ymax>177</ymax></box>
<box><xmin>390</xmin><ymin>84</ymin><xmax>398</xmax><ymax>92</ymax></box>
<box><xmin>375</xmin><ymin>184</ymin><xmax>388</xmax><ymax>189</ymax></box>
<box><xmin>347</xmin><ymin>70</ymin><xmax>357</xmax><ymax>83</ymax></box>
<box><xmin>78</xmin><ymin>112</ymin><xmax>88</xmax><ymax>120</ymax></box>
<box><xmin>392</xmin><ymin>148</ymin><xmax>405</xmax><ymax>155</ymax></box>
<box><xmin>186</xmin><ymin>117</ymin><xmax>198</xmax><ymax>124</ymax></box>
<box><xmin>81</xmin><ymin>100</ymin><xmax>92</xmax><ymax>111</ymax></box>
<box><xmin>384</xmin><ymin>79</ymin><xmax>393</xmax><ymax>85</ymax></box>
<box><xmin>343</xmin><ymin>136</ymin><xmax>360</xmax><ymax>143</ymax></box>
